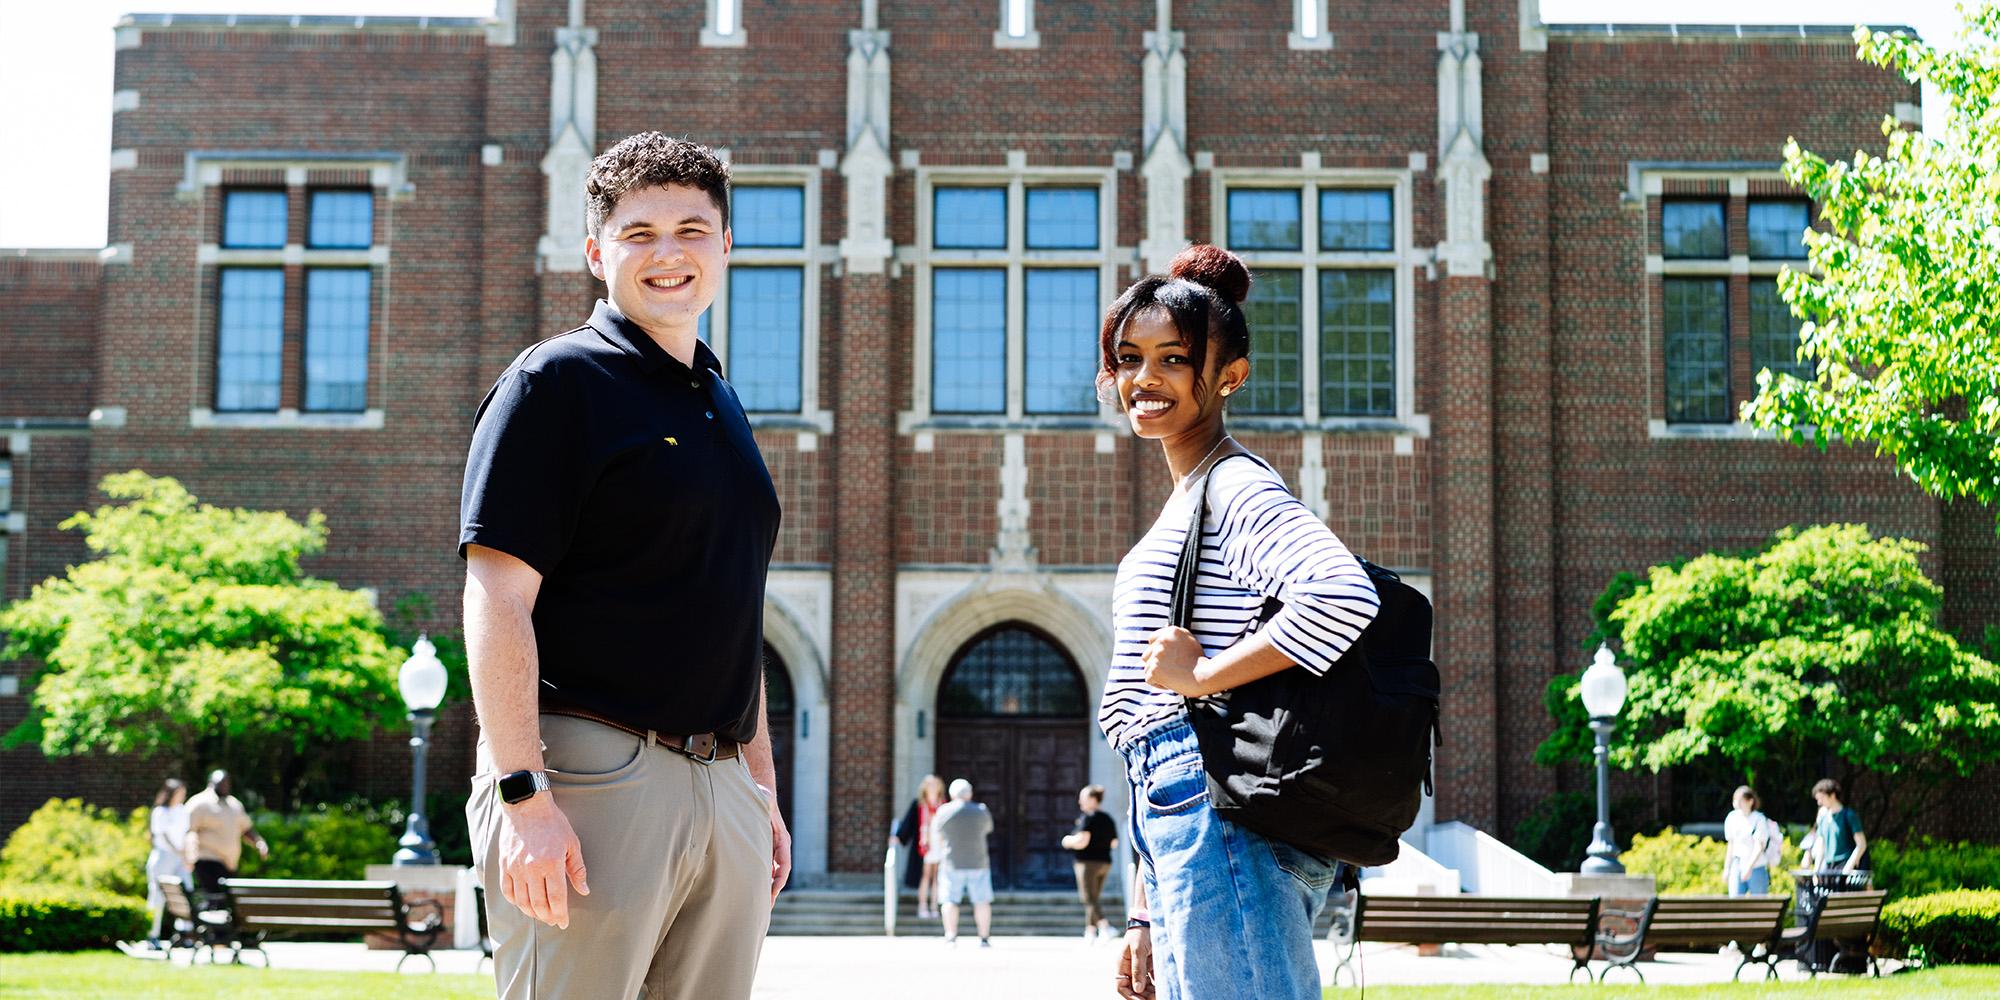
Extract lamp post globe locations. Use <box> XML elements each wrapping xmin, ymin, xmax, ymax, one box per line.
<box><xmin>393</xmin><ymin>635</ymin><xmax>447</xmax><ymax>866</ymax></box>
<box><xmin>1580</xmin><ymin>643</ymin><xmax>1628</xmax><ymax>875</ymax></box>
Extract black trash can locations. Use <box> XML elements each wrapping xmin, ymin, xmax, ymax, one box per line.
<box><xmin>1792</xmin><ymin>869</ymin><xmax>1872</xmax><ymax>973</ymax></box>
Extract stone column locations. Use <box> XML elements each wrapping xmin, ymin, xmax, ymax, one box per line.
<box><xmin>828</xmin><ymin>17</ymin><xmax>899</xmax><ymax>876</ymax></box>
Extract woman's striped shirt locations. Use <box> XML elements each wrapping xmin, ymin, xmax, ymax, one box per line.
<box><xmin>1097</xmin><ymin>453</ymin><xmax>1381</xmax><ymax>748</ymax></box>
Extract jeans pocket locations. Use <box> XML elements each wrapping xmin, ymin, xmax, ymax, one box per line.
<box><xmin>1267</xmin><ymin>838</ymin><xmax>1341</xmax><ymax>891</ymax></box>
<box><xmin>1142</xmin><ymin>762</ymin><xmax>1211</xmax><ymax>815</ymax></box>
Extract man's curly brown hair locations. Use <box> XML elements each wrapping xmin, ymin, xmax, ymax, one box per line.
<box><xmin>585</xmin><ymin>132</ymin><xmax>731</xmax><ymax>237</ymax></box>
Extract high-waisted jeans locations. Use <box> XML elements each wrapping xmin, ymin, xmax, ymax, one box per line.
<box><xmin>1121</xmin><ymin>714</ymin><xmax>1339</xmax><ymax>1000</ymax></box>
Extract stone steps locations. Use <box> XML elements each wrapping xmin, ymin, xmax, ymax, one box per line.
<box><xmin>769</xmin><ymin>890</ymin><xmax>1125</xmax><ymax>937</ymax></box>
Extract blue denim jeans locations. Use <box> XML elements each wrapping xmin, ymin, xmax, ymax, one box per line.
<box><xmin>1728</xmin><ymin>861</ymin><xmax>1771</xmax><ymax>896</ymax></box>
<box><xmin>1122</xmin><ymin>715</ymin><xmax>1337</xmax><ymax>1000</ymax></box>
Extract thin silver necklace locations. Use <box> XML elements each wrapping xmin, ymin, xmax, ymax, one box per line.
<box><xmin>1177</xmin><ymin>434</ymin><xmax>1233</xmax><ymax>492</ymax></box>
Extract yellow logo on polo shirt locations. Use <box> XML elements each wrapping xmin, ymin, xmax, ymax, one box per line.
<box><xmin>664</xmin><ymin>437</ymin><xmax>678</xmax><ymax>445</ymax></box>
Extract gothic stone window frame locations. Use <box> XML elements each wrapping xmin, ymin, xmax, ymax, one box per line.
<box><xmin>1640</xmin><ymin>167</ymin><xmax>1817</xmax><ymax>440</ymax></box>
<box><xmin>697</xmin><ymin>165</ymin><xmax>829</xmax><ymax>433</ymax></box>
<box><xmin>186</xmin><ymin>152</ymin><xmax>403</xmax><ymax>431</ymax></box>
<box><xmin>902</xmin><ymin>162</ymin><xmax>1121</xmax><ymax>438</ymax></box>
<box><xmin>1207</xmin><ymin>166</ymin><xmax>1423</xmax><ymax>437</ymax></box>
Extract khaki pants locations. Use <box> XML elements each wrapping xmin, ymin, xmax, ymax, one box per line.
<box><xmin>469</xmin><ymin>714</ymin><xmax>772</xmax><ymax>1000</ymax></box>
<box><xmin>1074</xmin><ymin>859</ymin><xmax>1111</xmax><ymax>929</ymax></box>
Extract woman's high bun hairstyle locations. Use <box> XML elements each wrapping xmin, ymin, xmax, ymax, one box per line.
<box><xmin>1097</xmin><ymin>244</ymin><xmax>1254</xmax><ymax>402</ymax></box>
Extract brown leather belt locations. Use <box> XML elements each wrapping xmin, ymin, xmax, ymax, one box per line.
<box><xmin>543</xmin><ymin>707</ymin><xmax>740</xmax><ymax>764</ymax></box>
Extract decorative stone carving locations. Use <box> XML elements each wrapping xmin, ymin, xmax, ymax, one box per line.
<box><xmin>991</xmin><ymin>433</ymin><xmax>1038</xmax><ymax>572</ymax></box>
<box><xmin>539</xmin><ymin>24</ymin><xmax>598</xmax><ymax>273</ymax></box>
<box><xmin>1435</xmin><ymin>32</ymin><xmax>1492</xmax><ymax>279</ymax></box>
<box><xmin>1140</xmin><ymin>29</ymin><xmax>1191</xmax><ymax>275</ymax></box>
<box><xmin>840</xmin><ymin>29</ymin><xmax>894</xmax><ymax>274</ymax></box>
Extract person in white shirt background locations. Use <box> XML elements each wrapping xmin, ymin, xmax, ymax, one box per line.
<box><xmin>1722</xmin><ymin>785</ymin><xmax>1777</xmax><ymax>896</ymax></box>
<box><xmin>143</xmin><ymin>777</ymin><xmax>189</xmax><ymax>948</ymax></box>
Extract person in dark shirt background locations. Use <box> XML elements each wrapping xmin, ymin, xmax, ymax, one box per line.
<box><xmin>1062</xmin><ymin>784</ymin><xmax>1120</xmax><ymax>942</ymax></box>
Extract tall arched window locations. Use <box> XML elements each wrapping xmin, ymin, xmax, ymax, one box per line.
<box><xmin>937</xmin><ymin>625</ymin><xmax>1086</xmax><ymax>718</ymax></box>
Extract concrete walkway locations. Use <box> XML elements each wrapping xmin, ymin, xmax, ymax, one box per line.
<box><xmin>157</xmin><ymin>935</ymin><xmax>1872</xmax><ymax>996</ymax></box>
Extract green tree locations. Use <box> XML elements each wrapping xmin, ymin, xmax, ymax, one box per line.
<box><xmin>0</xmin><ymin>473</ymin><xmax>405</xmax><ymax>807</ymax></box>
<box><xmin>1745</xmin><ymin>10</ymin><xmax>2000</xmax><ymax>525</ymax></box>
<box><xmin>1536</xmin><ymin>524</ymin><xmax>2000</xmax><ymax>837</ymax></box>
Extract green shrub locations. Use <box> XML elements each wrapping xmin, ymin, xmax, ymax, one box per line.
<box><xmin>237</xmin><ymin>800</ymin><xmax>400</xmax><ymax>881</ymax></box>
<box><xmin>1871</xmin><ymin>838</ymin><xmax>2000</xmax><ymax>900</ymax></box>
<box><xmin>1509</xmin><ymin>791</ymin><xmax>1651</xmax><ymax>872</ymax></box>
<box><xmin>0</xmin><ymin>883</ymin><xmax>148</xmax><ymax>952</ymax></box>
<box><xmin>1622</xmin><ymin>827</ymin><xmax>1800</xmax><ymax>899</ymax></box>
<box><xmin>1878</xmin><ymin>890</ymin><xmax>2000</xmax><ymax>965</ymax></box>
<box><xmin>0</xmin><ymin>799</ymin><xmax>149</xmax><ymax>897</ymax></box>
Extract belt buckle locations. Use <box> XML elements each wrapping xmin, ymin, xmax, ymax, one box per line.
<box><xmin>675</xmin><ymin>733</ymin><xmax>720</xmax><ymax>764</ymax></box>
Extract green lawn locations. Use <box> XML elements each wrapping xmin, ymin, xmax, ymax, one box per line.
<box><xmin>1</xmin><ymin>953</ymin><xmax>1994</xmax><ymax>999</ymax></box>
<box><xmin>0</xmin><ymin>952</ymin><xmax>493</xmax><ymax>999</ymax></box>
<box><xmin>1324</xmin><ymin>966</ymin><xmax>2000</xmax><ymax>998</ymax></box>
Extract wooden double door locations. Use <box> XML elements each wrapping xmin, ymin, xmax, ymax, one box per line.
<box><xmin>935</xmin><ymin>718</ymin><xmax>1091</xmax><ymax>890</ymax></box>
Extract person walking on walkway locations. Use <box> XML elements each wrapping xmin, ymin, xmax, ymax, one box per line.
<box><xmin>1096</xmin><ymin>245</ymin><xmax>1380</xmax><ymax>1000</ymax></box>
<box><xmin>460</xmin><ymin>132</ymin><xmax>789</xmax><ymax>1000</ymax></box>
<box><xmin>930</xmin><ymin>779</ymin><xmax>995</xmax><ymax>947</ymax></box>
<box><xmin>1723</xmin><ymin>785</ymin><xmax>1777</xmax><ymax>896</ymax></box>
<box><xmin>1805</xmin><ymin>779</ymin><xmax>1869</xmax><ymax>873</ymax></box>
<box><xmin>143</xmin><ymin>777</ymin><xmax>189</xmax><ymax>948</ymax></box>
<box><xmin>1061</xmin><ymin>784</ymin><xmax>1118</xmax><ymax>941</ymax></box>
<box><xmin>182</xmin><ymin>770</ymin><xmax>266</xmax><ymax>894</ymax></box>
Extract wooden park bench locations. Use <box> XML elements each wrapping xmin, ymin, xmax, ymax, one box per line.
<box><xmin>218</xmin><ymin>878</ymin><xmax>445</xmax><ymax>971</ymax></box>
<box><xmin>156</xmin><ymin>875</ymin><xmax>241</xmax><ymax>964</ymax></box>
<box><xmin>1328</xmin><ymin>894</ymin><xmax>1602</xmax><ymax>985</ymax></box>
<box><xmin>1594</xmin><ymin>894</ymin><xmax>1791</xmax><ymax>982</ymax></box>
<box><xmin>1783</xmin><ymin>888</ymin><xmax>1888</xmax><ymax>979</ymax></box>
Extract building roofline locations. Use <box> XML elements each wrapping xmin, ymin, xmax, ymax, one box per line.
<box><xmin>1547</xmin><ymin>22</ymin><xmax>1918</xmax><ymax>42</ymax></box>
<box><xmin>4</xmin><ymin>248</ymin><xmax>105</xmax><ymax>261</ymax></box>
<box><xmin>116</xmin><ymin>13</ymin><xmax>489</xmax><ymax>33</ymax></box>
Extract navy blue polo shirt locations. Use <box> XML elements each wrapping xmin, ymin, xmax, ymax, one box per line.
<box><xmin>459</xmin><ymin>299</ymin><xmax>780</xmax><ymax>743</ymax></box>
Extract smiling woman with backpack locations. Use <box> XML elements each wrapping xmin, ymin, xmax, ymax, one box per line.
<box><xmin>1097</xmin><ymin>245</ymin><xmax>1384</xmax><ymax>1000</ymax></box>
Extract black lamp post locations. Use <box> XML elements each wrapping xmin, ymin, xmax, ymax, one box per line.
<box><xmin>393</xmin><ymin>634</ymin><xmax>447</xmax><ymax>866</ymax></box>
<box><xmin>1579</xmin><ymin>643</ymin><xmax>1628</xmax><ymax>875</ymax></box>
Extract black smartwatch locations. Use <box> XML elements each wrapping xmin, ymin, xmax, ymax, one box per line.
<box><xmin>497</xmin><ymin>769</ymin><xmax>550</xmax><ymax>805</ymax></box>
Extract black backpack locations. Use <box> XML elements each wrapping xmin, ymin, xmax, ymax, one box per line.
<box><xmin>1172</xmin><ymin>457</ymin><xmax>1441</xmax><ymax>868</ymax></box>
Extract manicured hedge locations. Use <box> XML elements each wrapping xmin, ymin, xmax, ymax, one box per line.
<box><xmin>0</xmin><ymin>884</ymin><xmax>147</xmax><ymax>953</ymax></box>
<box><xmin>1877</xmin><ymin>890</ymin><xmax>2000</xmax><ymax>965</ymax></box>
<box><xmin>1621</xmin><ymin>828</ymin><xmax>1801</xmax><ymax>900</ymax></box>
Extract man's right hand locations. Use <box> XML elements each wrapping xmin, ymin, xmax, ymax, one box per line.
<box><xmin>498</xmin><ymin>794</ymin><xmax>590</xmax><ymax>928</ymax></box>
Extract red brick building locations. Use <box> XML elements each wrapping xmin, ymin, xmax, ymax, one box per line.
<box><xmin>4</xmin><ymin>0</ymin><xmax>1994</xmax><ymax>887</ymax></box>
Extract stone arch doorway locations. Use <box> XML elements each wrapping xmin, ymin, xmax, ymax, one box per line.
<box><xmin>763</xmin><ymin>642</ymin><xmax>795</xmax><ymax>834</ymax></box>
<box><xmin>933</xmin><ymin>623</ymin><xmax>1092</xmax><ymax>890</ymax></box>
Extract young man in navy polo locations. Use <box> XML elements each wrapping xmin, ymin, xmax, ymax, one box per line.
<box><xmin>460</xmin><ymin>132</ymin><xmax>788</xmax><ymax>1000</ymax></box>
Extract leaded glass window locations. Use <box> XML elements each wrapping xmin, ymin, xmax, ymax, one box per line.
<box><xmin>307</xmin><ymin>191</ymin><xmax>373</xmax><ymax>249</ymax></box>
<box><xmin>937</xmin><ymin>626</ymin><xmax>1087</xmax><ymax>718</ymax></box>
<box><xmin>216</xmin><ymin>268</ymin><xmax>285</xmax><ymax>411</ymax></box>
<box><xmin>1026</xmin><ymin>187</ymin><xmax>1097</xmax><ymax>249</ymax></box>
<box><xmin>1320</xmin><ymin>190</ymin><xmax>1393</xmax><ymax>251</ymax></box>
<box><xmin>1319</xmin><ymin>270</ymin><xmax>1394</xmax><ymax>416</ymax></box>
<box><xmin>733</xmin><ymin>186</ymin><xmax>805</xmax><ymax>248</ymax></box>
<box><xmin>303</xmin><ymin>269</ymin><xmax>370</xmax><ymax>411</ymax></box>
<box><xmin>934</xmin><ymin>188</ymin><xmax>1007</xmax><ymax>249</ymax></box>
<box><xmin>223</xmin><ymin>191</ymin><xmax>287</xmax><ymax>249</ymax></box>
<box><xmin>1750</xmin><ymin>279</ymin><xmax>1811</xmax><ymax>384</ymax></box>
<box><xmin>1240</xmin><ymin>269</ymin><xmax>1303</xmax><ymax>415</ymax></box>
<box><xmin>1664</xmin><ymin>277</ymin><xmax>1729</xmax><ymax>422</ymax></box>
<box><xmin>1024</xmin><ymin>269</ymin><xmax>1098</xmax><ymax>414</ymax></box>
<box><xmin>1662</xmin><ymin>200</ymin><xmax>1726</xmax><ymax>259</ymax></box>
<box><xmin>727</xmin><ymin>267</ymin><xmax>804</xmax><ymax>412</ymax></box>
<box><xmin>1227</xmin><ymin>189</ymin><xmax>1303</xmax><ymax>251</ymax></box>
<box><xmin>932</xmin><ymin>268</ymin><xmax>1006</xmax><ymax>413</ymax></box>
<box><xmin>1748</xmin><ymin>200</ymin><xmax>1809</xmax><ymax>260</ymax></box>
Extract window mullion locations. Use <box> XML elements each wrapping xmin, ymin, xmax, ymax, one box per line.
<box><xmin>1007</xmin><ymin>178</ymin><xmax>1026</xmax><ymax>420</ymax></box>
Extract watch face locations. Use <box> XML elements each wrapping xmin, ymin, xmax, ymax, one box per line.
<box><xmin>498</xmin><ymin>771</ymin><xmax>539</xmax><ymax>803</ymax></box>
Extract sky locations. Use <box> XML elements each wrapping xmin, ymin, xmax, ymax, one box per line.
<box><xmin>0</xmin><ymin>0</ymin><xmax>1974</xmax><ymax>249</ymax></box>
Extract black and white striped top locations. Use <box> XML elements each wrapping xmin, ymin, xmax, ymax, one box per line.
<box><xmin>1097</xmin><ymin>453</ymin><xmax>1381</xmax><ymax>748</ymax></box>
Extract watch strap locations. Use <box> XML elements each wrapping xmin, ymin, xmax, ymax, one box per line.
<box><xmin>498</xmin><ymin>769</ymin><xmax>550</xmax><ymax>804</ymax></box>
